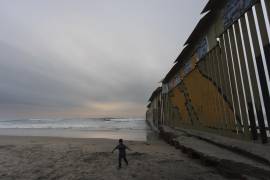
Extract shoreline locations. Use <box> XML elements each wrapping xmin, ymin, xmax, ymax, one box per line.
<box><xmin>0</xmin><ymin>128</ymin><xmax>147</xmax><ymax>141</ymax></box>
<box><xmin>0</xmin><ymin>135</ymin><xmax>133</xmax><ymax>143</ymax></box>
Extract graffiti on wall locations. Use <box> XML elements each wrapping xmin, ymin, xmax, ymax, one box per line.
<box><xmin>196</xmin><ymin>37</ymin><xmax>209</xmax><ymax>61</ymax></box>
<box><xmin>224</xmin><ymin>0</ymin><xmax>256</xmax><ymax>28</ymax></box>
<box><xmin>168</xmin><ymin>74</ymin><xmax>181</xmax><ymax>91</ymax></box>
<box><xmin>182</xmin><ymin>60</ymin><xmax>193</xmax><ymax>77</ymax></box>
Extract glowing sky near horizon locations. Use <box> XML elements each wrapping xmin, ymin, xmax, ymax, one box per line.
<box><xmin>0</xmin><ymin>0</ymin><xmax>207</xmax><ymax>119</ymax></box>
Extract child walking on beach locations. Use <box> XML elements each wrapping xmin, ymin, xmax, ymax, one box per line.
<box><xmin>112</xmin><ymin>139</ymin><xmax>131</xmax><ymax>168</ymax></box>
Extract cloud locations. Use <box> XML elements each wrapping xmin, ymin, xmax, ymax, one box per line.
<box><xmin>0</xmin><ymin>0</ymin><xmax>207</xmax><ymax>118</ymax></box>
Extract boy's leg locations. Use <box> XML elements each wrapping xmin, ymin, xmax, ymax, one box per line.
<box><xmin>118</xmin><ymin>156</ymin><xmax>122</xmax><ymax>168</ymax></box>
<box><xmin>124</xmin><ymin>156</ymin><xmax>128</xmax><ymax>165</ymax></box>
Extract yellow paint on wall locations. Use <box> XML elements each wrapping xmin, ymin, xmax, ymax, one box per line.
<box><xmin>184</xmin><ymin>69</ymin><xmax>235</xmax><ymax>130</ymax></box>
<box><xmin>170</xmin><ymin>87</ymin><xmax>191</xmax><ymax>126</ymax></box>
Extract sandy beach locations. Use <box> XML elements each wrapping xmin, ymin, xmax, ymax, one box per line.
<box><xmin>0</xmin><ymin>134</ymin><xmax>228</xmax><ymax>180</ymax></box>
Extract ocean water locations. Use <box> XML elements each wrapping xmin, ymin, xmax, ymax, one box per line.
<box><xmin>0</xmin><ymin>118</ymin><xmax>148</xmax><ymax>141</ymax></box>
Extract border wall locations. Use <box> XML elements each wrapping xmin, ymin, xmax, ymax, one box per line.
<box><xmin>147</xmin><ymin>0</ymin><xmax>270</xmax><ymax>144</ymax></box>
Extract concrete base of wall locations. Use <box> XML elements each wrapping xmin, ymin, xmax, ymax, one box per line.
<box><xmin>159</xmin><ymin>125</ymin><xmax>270</xmax><ymax>179</ymax></box>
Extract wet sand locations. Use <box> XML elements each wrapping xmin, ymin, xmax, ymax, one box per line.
<box><xmin>0</xmin><ymin>135</ymin><xmax>227</xmax><ymax>180</ymax></box>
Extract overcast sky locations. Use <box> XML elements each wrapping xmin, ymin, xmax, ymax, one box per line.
<box><xmin>0</xmin><ymin>0</ymin><xmax>207</xmax><ymax>119</ymax></box>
